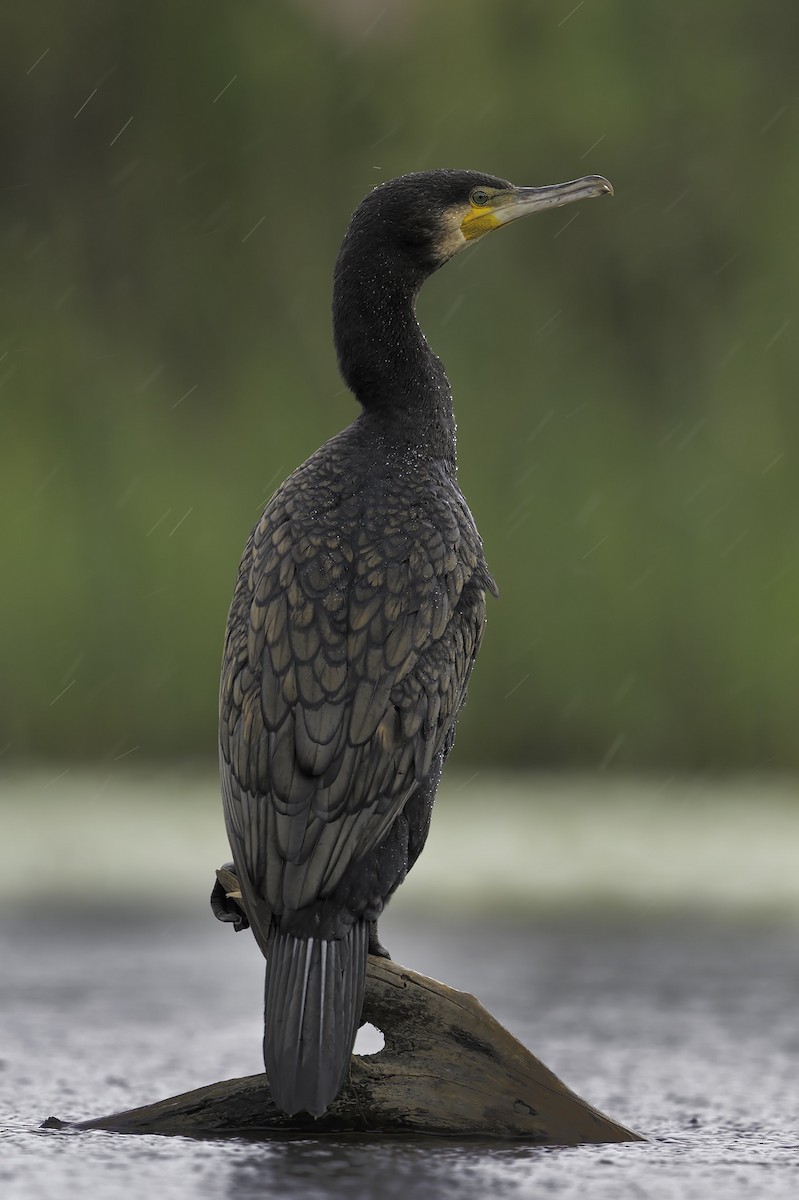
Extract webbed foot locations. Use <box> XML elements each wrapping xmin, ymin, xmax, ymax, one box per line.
<box><xmin>210</xmin><ymin>864</ymin><xmax>249</xmax><ymax>932</ymax></box>
<box><xmin>368</xmin><ymin>919</ymin><xmax>391</xmax><ymax>959</ymax></box>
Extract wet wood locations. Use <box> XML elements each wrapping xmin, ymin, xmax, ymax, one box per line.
<box><xmin>70</xmin><ymin>955</ymin><xmax>641</xmax><ymax>1143</ymax></box>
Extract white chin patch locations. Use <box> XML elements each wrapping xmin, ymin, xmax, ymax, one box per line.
<box><xmin>437</xmin><ymin>209</ymin><xmax>469</xmax><ymax>261</ymax></box>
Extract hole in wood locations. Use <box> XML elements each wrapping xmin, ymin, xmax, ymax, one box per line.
<box><xmin>354</xmin><ymin>1022</ymin><xmax>385</xmax><ymax>1056</ymax></box>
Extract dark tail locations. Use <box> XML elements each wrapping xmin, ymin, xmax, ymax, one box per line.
<box><xmin>263</xmin><ymin>920</ymin><xmax>368</xmax><ymax>1117</ymax></box>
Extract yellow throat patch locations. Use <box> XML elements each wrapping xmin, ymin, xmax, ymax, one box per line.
<box><xmin>460</xmin><ymin>205</ymin><xmax>502</xmax><ymax>241</ymax></box>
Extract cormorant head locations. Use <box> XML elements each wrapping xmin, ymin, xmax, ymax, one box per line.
<box><xmin>333</xmin><ymin>168</ymin><xmax>613</xmax><ymax>408</ymax></box>
<box><xmin>339</xmin><ymin>168</ymin><xmax>613</xmax><ymax>281</ymax></box>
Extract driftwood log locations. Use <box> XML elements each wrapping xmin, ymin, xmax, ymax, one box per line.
<box><xmin>59</xmin><ymin>870</ymin><xmax>641</xmax><ymax>1143</ymax></box>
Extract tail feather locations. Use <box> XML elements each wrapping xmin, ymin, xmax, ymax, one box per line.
<box><xmin>264</xmin><ymin>920</ymin><xmax>368</xmax><ymax>1117</ymax></box>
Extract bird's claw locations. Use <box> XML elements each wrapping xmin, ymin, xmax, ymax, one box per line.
<box><xmin>211</xmin><ymin>864</ymin><xmax>250</xmax><ymax>932</ymax></box>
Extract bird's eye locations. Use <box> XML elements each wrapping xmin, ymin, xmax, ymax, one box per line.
<box><xmin>469</xmin><ymin>187</ymin><xmax>492</xmax><ymax>208</ymax></box>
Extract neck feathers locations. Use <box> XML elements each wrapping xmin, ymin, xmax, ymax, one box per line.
<box><xmin>333</xmin><ymin>233</ymin><xmax>456</xmax><ymax>466</ymax></box>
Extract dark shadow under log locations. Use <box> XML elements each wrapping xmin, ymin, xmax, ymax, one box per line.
<box><xmin>63</xmin><ymin>956</ymin><xmax>642</xmax><ymax>1143</ymax></box>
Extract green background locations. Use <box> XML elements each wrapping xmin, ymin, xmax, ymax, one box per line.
<box><xmin>2</xmin><ymin>1</ymin><xmax>797</xmax><ymax>770</ymax></box>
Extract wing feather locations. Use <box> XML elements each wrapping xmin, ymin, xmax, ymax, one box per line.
<box><xmin>219</xmin><ymin>439</ymin><xmax>491</xmax><ymax>930</ymax></box>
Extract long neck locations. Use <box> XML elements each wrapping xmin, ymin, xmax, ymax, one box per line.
<box><xmin>333</xmin><ymin>239</ymin><xmax>457</xmax><ymax>467</ymax></box>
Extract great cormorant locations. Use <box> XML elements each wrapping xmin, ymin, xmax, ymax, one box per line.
<box><xmin>218</xmin><ymin>168</ymin><xmax>612</xmax><ymax>1117</ymax></box>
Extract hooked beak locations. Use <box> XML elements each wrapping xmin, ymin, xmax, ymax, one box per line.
<box><xmin>461</xmin><ymin>175</ymin><xmax>613</xmax><ymax>241</ymax></box>
<box><xmin>494</xmin><ymin>175</ymin><xmax>613</xmax><ymax>225</ymax></box>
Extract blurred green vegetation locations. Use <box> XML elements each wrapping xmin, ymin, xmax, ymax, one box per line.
<box><xmin>2</xmin><ymin>0</ymin><xmax>798</xmax><ymax>769</ymax></box>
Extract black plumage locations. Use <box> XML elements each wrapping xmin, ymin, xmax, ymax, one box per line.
<box><xmin>218</xmin><ymin>168</ymin><xmax>612</xmax><ymax>1117</ymax></box>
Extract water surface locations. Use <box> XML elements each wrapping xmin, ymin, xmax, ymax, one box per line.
<box><xmin>3</xmin><ymin>911</ymin><xmax>798</xmax><ymax>1199</ymax></box>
